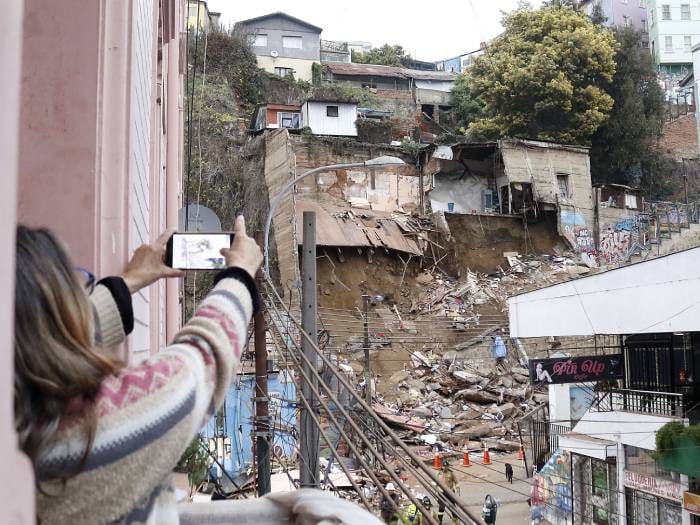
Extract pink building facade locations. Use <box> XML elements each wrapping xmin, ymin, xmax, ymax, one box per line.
<box><xmin>1</xmin><ymin>0</ymin><xmax>187</xmax><ymax>517</ymax></box>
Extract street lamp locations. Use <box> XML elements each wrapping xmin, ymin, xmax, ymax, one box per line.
<box><xmin>263</xmin><ymin>156</ymin><xmax>406</xmax><ymax>278</ymax></box>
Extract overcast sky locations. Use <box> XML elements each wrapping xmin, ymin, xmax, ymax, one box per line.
<box><xmin>207</xmin><ymin>0</ymin><xmax>544</xmax><ymax>62</ymax></box>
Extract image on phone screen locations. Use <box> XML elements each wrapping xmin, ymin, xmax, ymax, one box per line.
<box><xmin>171</xmin><ymin>234</ymin><xmax>231</xmax><ymax>270</ymax></box>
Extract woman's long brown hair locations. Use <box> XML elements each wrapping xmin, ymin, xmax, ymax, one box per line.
<box><xmin>14</xmin><ymin>226</ymin><xmax>119</xmax><ymax>479</ymax></box>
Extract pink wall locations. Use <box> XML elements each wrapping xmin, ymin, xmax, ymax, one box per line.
<box><xmin>1</xmin><ymin>0</ymin><xmax>36</xmax><ymax>520</ymax></box>
<box><xmin>18</xmin><ymin>0</ymin><xmax>102</xmax><ymax>270</ymax></box>
<box><xmin>18</xmin><ymin>0</ymin><xmax>184</xmax><ymax>362</ymax></box>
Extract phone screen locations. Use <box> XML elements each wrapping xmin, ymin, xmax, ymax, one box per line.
<box><xmin>170</xmin><ymin>233</ymin><xmax>232</xmax><ymax>270</ymax></box>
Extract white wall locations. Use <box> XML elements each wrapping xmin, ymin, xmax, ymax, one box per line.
<box><xmin>429</xmin><ymin>173</ymin><xmax>489</xmax><ymax>213</ymax></box>
<box><xmin>302</xmin><ymin>102</ymin><xmax>357</xmax><ymax>136</ymax></box>
<box><xmin>649</xmin><ymin>0</ymin><xmax>700</xmax><ymax>63</ymax></box>
<box><xmin>694</xmin><ymin>44</ymin><xmax>700</xmax><ymax>154</ymax></box>
<box><xmin>129</xmin><ymin>0</ymin><xmax>156</xmax><ymax>363</ymax></box>
<box><xmin>509</xmin><ymin>246</ymin><xmax>700</xmax><ymax>337</ymax></box>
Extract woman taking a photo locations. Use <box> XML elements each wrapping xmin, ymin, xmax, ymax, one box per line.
<box><xmin>15</xmin><ymin>217</ymin><xmax>262</xmax><ymax>524</ymax></box>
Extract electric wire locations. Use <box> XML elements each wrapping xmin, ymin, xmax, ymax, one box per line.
<box><xmin>264</xmin><ymin>286</ymin><xmax>481</xmax><ymax>525</ymax></box>
<box><xmin>265</xmin><ymin>295</ymin><xmax>427</xmax><ymax>520</ymax></box>
<box><xmin>266</xmin><ymin>319</ymin><xmax>375</xmax><ymax>513</ymax></box>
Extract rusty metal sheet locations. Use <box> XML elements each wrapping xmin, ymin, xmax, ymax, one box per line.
<box><xmin>295</xmin><ymin>199</ymin><xmax>422</xmax><ymax>255</ymax></box>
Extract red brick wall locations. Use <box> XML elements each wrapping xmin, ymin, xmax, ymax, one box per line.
<box><xmin>659</xmin><ymin>113</ymin><xmax>698</xmax><ymax>160</ymax></box>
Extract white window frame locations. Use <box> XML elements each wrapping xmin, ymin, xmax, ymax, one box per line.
<box><xmin>662</xmin><ymin>4</ymin><xmax>671</xmax><ymax>20</ymax></box>
<box><xmin>681</xmin><ymin>4</ymin><xmax>691</xmax><ymax>20</ymax></box>
<box><xmin>684</xmin><ymin>35</ymin><xmax>692</xmax><ymax>53</ymax></box>
<box><xmin>282</xmin><ymin>35</ymin><xmax>303</xmax><ymax>49</ymax></box>
<box><xmin>556</xmin><ymin>174</ymin><xmax>571</xmax><ymax>200</ymax></box>
<box><xmin>274</xmin><ymin>67</ymin><xmax>294</xmax><ymax>78</ymax></box>
<box><xmin>665</xmin><ymin>35</ymin><xmax>674</xmax><ymax>53</ymax></box>
<box><xmin>253</xmin><ymin>34</ymin><xmax>268</xmax><ymax>47</ymax></box>
<box><xmin>278</xmin><ymin>112</ymin><xmax>300</xmax><ymax>129</ymax></box>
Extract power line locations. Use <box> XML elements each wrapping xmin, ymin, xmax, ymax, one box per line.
<box><xmin>265</xmin><ymin>292</ymin><xmax>484</xmax><ymax>524</ymax></box>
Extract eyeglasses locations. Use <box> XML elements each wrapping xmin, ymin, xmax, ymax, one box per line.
<box><xmin>75</xmin><ymin>267</ymin><xmax>96</xmax><ymax>294</ymax></box>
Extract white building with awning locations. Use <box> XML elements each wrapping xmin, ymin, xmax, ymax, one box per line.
<box><xmin>507</xmin><ymin>248</ymin><xmax>699</xmax><ymax>525</ymax></box>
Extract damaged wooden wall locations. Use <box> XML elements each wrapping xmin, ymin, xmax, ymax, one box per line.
<box><xmin>264</xmin><ymin>129</ymin><xmax>301</xmax><ymax>306</ymax></box>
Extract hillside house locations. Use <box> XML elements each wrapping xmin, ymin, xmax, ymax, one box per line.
<box><xmin>301</xmin><ymin>100</ymin><xmax>358</xmax><ymax>136</ymax></box>
<box><xmin>252</xmin><ymin>103</ymin><xmax>302</xmax><ymax>132</ymax></box>
<box><xmin>427</xmin><ymin>139</ymin><xmax>596</xmax><ymax>263</ymax></box>
<box><xmin>234</xmin><ymin>12</ymin><xmax>322</xmax><ymax>82</ymax></box>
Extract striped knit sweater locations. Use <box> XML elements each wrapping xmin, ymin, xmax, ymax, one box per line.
<box><xmin>36</xmin><ymin>270</ymin><xmax>254</xmax><ymax>524</ymax></box>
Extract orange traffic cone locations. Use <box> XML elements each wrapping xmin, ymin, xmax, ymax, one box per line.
<box><xmin>483</xmin><ymin>447</ymin><xmax>492</xmax><ymax>465</ymax></box>
<box><xmin>433</xmin><ymin>452</ymin><xmax>442</xmax><ymax>470</ymax></box>
<box><xmin>518</xmin><ymin>447</ymin><xmax>524</xmax><ymax>461</ymax></box>
<box><xmin>462</xmin><ymin>448</ymin><xmax>471</xmax><ymax>467</ymax></box>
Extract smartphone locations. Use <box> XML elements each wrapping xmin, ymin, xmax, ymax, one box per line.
<box><xmin>165</xmin><ymin>233</ymin><xmax>234</xmax><ymax>270</ymax></box>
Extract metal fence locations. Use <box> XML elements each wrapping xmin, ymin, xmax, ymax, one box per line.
<box><xmin>593</xmin><ymin>388</ymin><xmax>686</xmax><ymax>418</ymax></box>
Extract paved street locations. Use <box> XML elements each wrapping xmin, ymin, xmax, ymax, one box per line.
<box><xmin>456</xmin><ymin>451</ymin><xmax>533</xmax><ymax>525</ymax></box>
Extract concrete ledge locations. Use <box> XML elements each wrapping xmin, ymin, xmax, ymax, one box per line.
<box><xmin>178</xmin><ymin>499</ymin><xmax>290</xmax><ymax>525</ymax></box>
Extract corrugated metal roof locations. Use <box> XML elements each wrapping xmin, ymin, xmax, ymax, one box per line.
<box><xmin>324</xmin><ymin>62</ymin><xmax>456</xmax><ymax>81</ymax></box>
<box><xmin>325</xmin><ymin>62</ymin><xmax>407</xmax><ymax>78</ymax></box>
<box><xmin>295</xmin><ymin>199</ymin><xmax>422</xmax><ymax>255</ymax></box>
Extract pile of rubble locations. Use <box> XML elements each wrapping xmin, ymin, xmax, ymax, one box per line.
<box><xmin>374</xmin><ymin>354</ymin><xmax>548</xmax><ymax>455</ymax></box>
<box><xmin>365</xmin><ymin>250</ymin><xmax>594</xmax><ymax>454</ymax></box>
<box><xmin>410</xmin><ymin>251</ymin><xmax>594</xmax><ymax>319</ymax></box>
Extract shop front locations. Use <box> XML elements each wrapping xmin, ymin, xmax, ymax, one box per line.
<box><xmin>684</xmin><ymin>491</ymin><xmax>700</xmax><ymax>525</ymax></box>
<box><xmin>624</xmin><ymin>469</ymin><xmax>683</xmax><ymax>525</ymax></box>
<box><xmin>571</xmin><ymin>454</ymin><xmax>619</xmax><ymax>525</ymax></box>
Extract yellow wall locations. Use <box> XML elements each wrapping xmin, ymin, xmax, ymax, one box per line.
<box><xmin>186</xmin><ymin>1</ymin><xmax>209</xmax><ymax>30</ymax></box>
<box><xmin>256</xmin><ymin>56</ymin><xmax>316</xmax><ymax>82</ymax></box>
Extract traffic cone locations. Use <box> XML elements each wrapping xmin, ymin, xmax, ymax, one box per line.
<box><xmin>518</xmin><ymin>447</ymin><xmax>524</xmax><ymax>461</ymax></box>
<box><xmin>433</xmin><ymin>452</ymin><xmax>442</xmax><ymax>470</ymax></box>
<box><xmin>462</xmin><ymin>448</ymin><xmax>471</xmax><ymax>467</ymax></box>
<box><xmin>483</xmin><ymin>447</ymin><xmax>492</xmax><ymax>465</ymax></box>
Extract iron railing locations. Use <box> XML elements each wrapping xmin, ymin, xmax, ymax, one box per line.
<box><xmin>594</xmin><ymin>388</ymin><xmax>686</xmax><ymax>418</ymax></box>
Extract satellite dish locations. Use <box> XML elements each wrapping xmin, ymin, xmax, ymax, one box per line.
<box><xmin>270</xmin><ymin>50</ymin><xmax>279</xmax><ymax>58</ymax></box>
<box><xmin>178</xmin><ymin>204</ymin><xmax>222</xmax><ymax>232</ymax></box>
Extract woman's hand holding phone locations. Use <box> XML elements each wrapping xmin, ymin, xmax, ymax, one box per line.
<box><xmin>220</xmin><ymin>216</ymin><xmax>263</xmax><ymax>279</ymax></box>
<box><xmin>122</xmin><ymin>228</ymin><xmax>185</xmax><ymax>293</ymax></box>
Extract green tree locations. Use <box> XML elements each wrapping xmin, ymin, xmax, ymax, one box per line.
<box><xmin>590</xmin><ymin>27</ymin><xmax>666</xmax><ymax>185</ymax></box>
<box><xmin>450</xmin><ymin>74</ymin><xmax>484</xmax><ymax>136</ymax></box>
<box><xmin>456</xmin><ymin>5</ymin><xmax>617</xmax><ymax>144</ymax></box>
<box><xmin>351</xmin><ymin>44</ymin><xmax>412</xmax><ymax>67</ymax></box>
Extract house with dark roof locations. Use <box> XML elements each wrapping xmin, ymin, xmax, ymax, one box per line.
<box><xmin>234</xmin><ymin>12</ymin><xmax>322</xmax><ymax>82</ymax></box>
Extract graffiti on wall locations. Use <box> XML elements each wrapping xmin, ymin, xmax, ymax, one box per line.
<box><xmin>532</xmin><ymin>449</ymin><xmax>573</xmax><ymax>525</ymax></box>
<box><xmin>559</xmin><ymin>209</ymin><xmax>598</xmax><ymax>266</ymax></box>
<box><xmin>598</xmin><ymin>215</ymin><xmax>646</xmax><ymax>265</ymax></box>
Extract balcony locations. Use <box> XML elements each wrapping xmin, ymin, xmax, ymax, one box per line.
<box><xmin>594</xmin><ymin>388</ymin><xmax>687</xmax><ymax>419</ymax></box>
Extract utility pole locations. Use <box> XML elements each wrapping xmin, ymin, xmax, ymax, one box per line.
<box><xmin>300</xmin><ymin>212</ymin><xmax>319</xmax><ymax>488</ymax></box>
<box><xmin>362</xmin><ymin>294</ymin><xmax>372</xmax><ymax>405</ymax></box>
<box><xmin>254</xmin><ymin>232</ymin><xmax>271</xmax><ymax>496</ymax></box>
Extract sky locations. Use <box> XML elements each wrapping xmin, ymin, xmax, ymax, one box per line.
<box><xmin>207</xmin><ymin>0</ymin><xmax>544</xmax><ymax>62</ymax></box>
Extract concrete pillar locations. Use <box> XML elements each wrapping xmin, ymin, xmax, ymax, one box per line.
<box><xmin>617</xmin><ymin>442</ymin><xmax>627</xmax><ymax>525</ymax></box>
<box><xmin>0</xmin><ymin>1</ymin><xmax>36</xmax><ymax>521</ymax></box>
<box><xmin>682</xmin><ymin>473</ymin><xmax>691</xmax><ymax>525</ymax></box>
